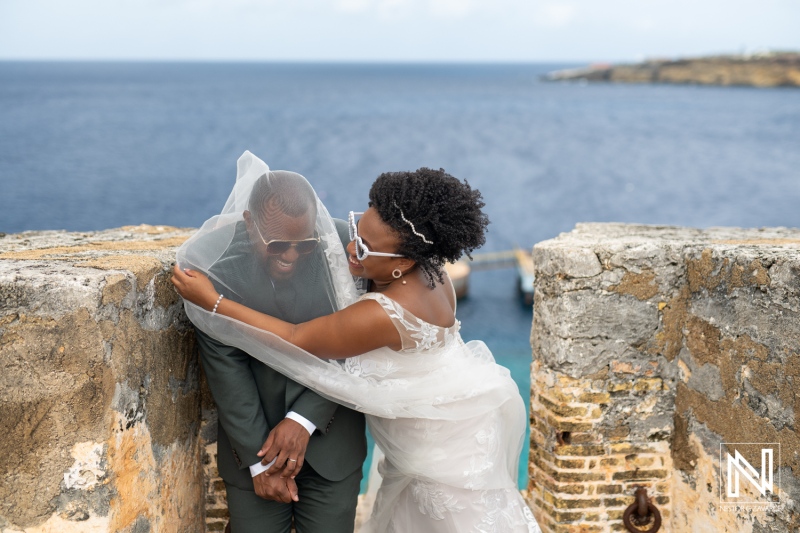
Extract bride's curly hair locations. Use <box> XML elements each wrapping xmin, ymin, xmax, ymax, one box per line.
<box><xmin>368</xmin><ymin>168</ymin><xmax>490</xmax><ymax>288</ymax></box>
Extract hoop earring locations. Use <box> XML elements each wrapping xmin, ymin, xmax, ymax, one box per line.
<box><xmin>392</xmin><ymin>268</ymin><xmax>407</xmax><ymax>285</ymax></box>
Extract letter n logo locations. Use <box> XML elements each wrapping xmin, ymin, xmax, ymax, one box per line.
<box><xmin>720</xmin><ymin>443</ymin><xmax>780</xmax><ymax>504</ymax></box>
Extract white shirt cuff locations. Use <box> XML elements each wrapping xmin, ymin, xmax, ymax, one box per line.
<box><xmin>249</xmin><ymin>457</ymin><xmax>275</xmax><ymax>477</ymax></box>
<box><xmin>285</xmin><ymin>411</ymin><xmax>317</xmax><ymax>436</ymax></box>
<box><xmin>248</xmin><ymin>413</ymin><xmax>316</xmax><ymax>477</ymax></box>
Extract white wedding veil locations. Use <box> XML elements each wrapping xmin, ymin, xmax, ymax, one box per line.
<box><xmin>177</xmin><ymin>152</ymin><xmax>538</xmax><ymax>531</ymax></box>
<box><xmin>177</xmin><ymin>151</ymin><xmax>522</xmax><ymax>424</ymax></box>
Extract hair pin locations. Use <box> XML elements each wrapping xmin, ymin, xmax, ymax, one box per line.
<box><xmin>393</xmin><ymin>201</ymin><xmax>433</xmax><ymax>244</ymax></box>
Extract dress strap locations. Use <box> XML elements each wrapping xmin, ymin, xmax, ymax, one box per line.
<box><xmin>359</xmin><ymin>291</ymin><xmax>401</xmax><ymax>319</ymax></box>
<box><xmin>359</xmin><ymin>292</ymin><xmax>457</xmax><ymax>352</ymax></box>
<box><xmin>359</xmin><ymin>292</ymin><xmax>416</xmax><ymax>350</ymax></box>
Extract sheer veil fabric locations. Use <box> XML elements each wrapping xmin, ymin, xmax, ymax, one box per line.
<box><xmin>177</xmin><ymin>151</ymin><xmax>540</xmax><ymax>532</ymax></box>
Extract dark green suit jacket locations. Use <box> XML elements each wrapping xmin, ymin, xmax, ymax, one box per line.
<box><xmin>196</xmin><ymin>219</ymin><xmax>366</xmax><ymax>491</ymax></box>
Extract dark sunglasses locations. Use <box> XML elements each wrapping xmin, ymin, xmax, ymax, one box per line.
<box><xmin>253</xmin><ymin>221</ymin><xmax>320</xmax><ymax>255</ymax></box>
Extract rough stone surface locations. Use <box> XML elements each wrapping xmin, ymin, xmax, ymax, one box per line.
<box><xmin>0</xmin><ymin>225</ymin><xmax>204</xmax><ymax>532</ymax></box>
<box><xmin>529</xmin><ymin>223</ymin><xmax>800</xmax><ymax>533</ymax></box>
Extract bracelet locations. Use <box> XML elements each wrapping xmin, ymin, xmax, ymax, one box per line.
<box><xmin>211</xmin><ymin>294</ymin><xmax>224</xmax><ymax>314</ymax></box>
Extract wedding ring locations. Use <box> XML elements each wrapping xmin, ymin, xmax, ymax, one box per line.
<box><xmin>288</xmin><ymin>458</ymin><xmax>297</xmax><ymax>462</ymax></box>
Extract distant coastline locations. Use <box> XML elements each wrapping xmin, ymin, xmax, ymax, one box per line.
<box><xmin>545</xmin><ymin>52</ymin><xmax>800</xmax><ymax>88</ymax></box>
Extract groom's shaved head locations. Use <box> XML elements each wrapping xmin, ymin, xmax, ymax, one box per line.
<box><xmin>249</xmin><ymin>171</ymin><xmax>317</xmax><ymax>221</ymax></box>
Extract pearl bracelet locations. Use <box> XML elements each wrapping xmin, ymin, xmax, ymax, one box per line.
<box><xmin>211</xmin><ymin>294</ymin><xmax>224</xmax><ymax>314</ymax></box>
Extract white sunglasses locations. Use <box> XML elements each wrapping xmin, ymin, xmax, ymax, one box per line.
<box><xmin>348</xmin><ymin>211</ymin><xmax>404</xmax><ymax>261</ymax></box>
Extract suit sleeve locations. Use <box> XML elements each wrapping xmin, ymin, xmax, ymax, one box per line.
<box><xmin>196</xmin><ymin>328</ymin><xmax>269</xmax><ymax>470</ymax></box>
<box><xmin>284</xmin><ymin>218</ymin><xmax>354</xmax><ymax>433</ymax></box>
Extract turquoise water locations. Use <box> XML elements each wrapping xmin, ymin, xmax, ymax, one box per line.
<box><xmin>1</xmin><ymin>61</ymin><xmax>799</xmax><ymax>491</ymax></box>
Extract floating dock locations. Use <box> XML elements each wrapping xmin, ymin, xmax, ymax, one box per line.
<box><xmin>445</xmin><ymin>247</ymin><xmax>534</xmax><ymax>305</ymax></box>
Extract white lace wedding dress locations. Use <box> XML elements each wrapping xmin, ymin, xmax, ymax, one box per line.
<box><xmin>352</xmin><ymin>293</ymin><xmax>541</xmax><ymax>533</ymax></box>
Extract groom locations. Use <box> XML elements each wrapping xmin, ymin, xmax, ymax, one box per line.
<box><xmin>195</xmin><ymin>171</ymin><xmax>366</xmax><ymax>532</ymax></box>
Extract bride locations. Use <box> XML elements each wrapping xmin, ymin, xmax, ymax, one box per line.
<box><xmin>172</xmin><ymin>152</ymin><xmax>540</xmax><ymax>532</ymax></box>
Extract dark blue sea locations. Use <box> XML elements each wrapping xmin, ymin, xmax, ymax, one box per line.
<box><xmin>2</xmin><ymin>62</ymin><xmax>799</xmax><ymax>489</ymax></box>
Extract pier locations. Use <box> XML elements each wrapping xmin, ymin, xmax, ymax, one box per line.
<box><xmin>445</xmin><ymin>247</ymin><xmax>535</xmax><ymax>305</ymax></box>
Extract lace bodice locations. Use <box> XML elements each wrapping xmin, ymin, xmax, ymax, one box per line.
<box><xmin>359</xmin><ymin>292</ymin><xmax>463</xmax><ymax>353</ymax></box>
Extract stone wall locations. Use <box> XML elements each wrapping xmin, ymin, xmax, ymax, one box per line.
<box><xmin>3</xmin><ymin>222</ymin><xmax>798</xmax><ymax>532</ymax></box>
<box><xmin>527</xmin><ymin>223</ymin><xmax>799</xmax><ymax>533</ymax></box>
<box><xmin>0</xmin><ymin>226</ymin><xmax>205</xmax><ymax>533</ymax></box>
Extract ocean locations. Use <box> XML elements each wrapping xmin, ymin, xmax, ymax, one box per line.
<box><xmin>2</xmin><ymin>61</ymin><xmax>799</xmax><ymax>489</ymax></box>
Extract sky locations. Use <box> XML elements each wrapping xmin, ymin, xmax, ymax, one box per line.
<box><xmin>1</xmin><ymin>0</ymin><xmax>798</xmax><ymax>63</ymax></box>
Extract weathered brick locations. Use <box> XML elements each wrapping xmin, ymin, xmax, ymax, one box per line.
<box><xmin>605</xmin><ymin>426</ymin><xmax>630</xmax><ymax>441</ymax></box>
<box><xmin>626</xmin><ymin>456</ymin><xmax>655</xmax><ymax>467</ymax></box>
<box><xmin>604</xmin><ymin>497</ymin><xmax>634</xmax><ymax>508</ymax></box>
<box><xmin>531</xmin><ymin>454</ymin><xmax>559</xmax><ymax>478</ymax></box>
<box><xmin>553</xmin><ymin>498</ymin><xmax>604</xmax><ymax>510</ymax></box>
<box><xmin>587</xmin><ymin>407</ymin><xmax>603</xmax><ymax>419</ymax></box>
<box><xmin>206</xmin><ymin>508</ymin><xmax>230</xmax><ymax>518</ymax></box>
<box><xmin>610</xmin><ymin>443</ymin><xmax>656</xmax><ymax>454</ymax></box>
<box><xmin>543</xmin><ymin>491</ymin><xmax>558</xmax><ymax>506</ymax></box>
<box><xmin>622</xmin><ymin>481</ymin><xmax>654</xmax><ymax>492</ymax></box>
<box><xmin>555</xmin><ymin>444</ymin><xmax>606</xmax><ymax>457</ymax></box>
<box><xmin>607</xmin><ymin>509</ymin><xmax>625</xmax><ymax>520</ymax></box>
<box><xmin>633</xmin><ymin>378</ymin><xmax>663</xmax><ymax>392</ymax></box>
<box><xmin>568</xmin><ymin>432</ymin><xmax>598</xmax><ymax>444</ymax></box>
<box><xmin>536</xmin><ymin>515</ymin><xmax>557</xmax><ymax>533</ymax></box>
<box><xmin>611</xmin><ymin>361</ymin><xmax>639</xmax><ymax>375</ymax></box>
<box><xmin>207</xmin><ymin>521</ymin><xmax>226</xmax><ymax>532</ymax></box>
<box><xmin>600</xmin><ymin>457</ymin><xmax>621</xmax><ymax>467</ymax></box>
<box><xmin>539</xmin><ymin>477</ymin><xmax>587</xmax><ymax>495</ymax></box>
<box><xmin>530</xmin><ymin>426</ymin><xmax>547</xmax><ymax>445</ymax></box>
<box><xmin>555</xmin><ymin>471</ymin><xmax>607</xmax><ymax>483</ymax></box>
<box><xmin>554</xmin><ymin>524</ymin><xmax>605</xmax><ymax>533</ymax></box>
<box><xmin>553</xmin><ymin>457</ymin><xmax>588</xmax><ymax>469</ymax></box>
<box><xmin>556</xmin><ymin>375</ymin><xmax>582</xmax><ymax>387</ymax></box>
<box><xmin>548</xmin><ymin>510</ymin><xmax>585</xmax><ymax>522</ymax></box>
<box><xmin>607</xmin><ymin>382</ymin><xmax>633</xmax><ymax>392</ymax></box>
<box><xmin>548</xmin><ymin>417</ymin><xmax>595</xmax><ymax>433</ymax></box>
<box><xmin>532</xmin><ymin>419</ymin><xmax>550</xmax><ymax>439</ymax></box>
<box><xmin>577</xmin><ymin>392</ymin><xmax>612</xmax><ymax>404</ymax></box>
<box><xmin>612</xmin><ymin>469</ymin><xmax>668</xmax><ymax>481</ymax></box>
<box><xmin>540</xmin><ymin>395</ymin><xmax>588</xmax><ymax>417</ymax></box>
<box><xmin>529</xmin><ymin>445</ymin><xmax>546</xmax><ymax>460</ymax></box>
<box><xmin>596</xmin><ymin>484</ymin><xmax>623</xmax><ymax>495</ymax></box>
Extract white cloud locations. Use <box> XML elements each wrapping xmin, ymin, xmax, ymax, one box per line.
<box><xmin>537</xmin><ymin>3</ymin><xmax>577</xmax><ymax>28</ymax></box>
<box><xmin>1</xmin><ymin>0</ymin><xmax>799</xmax><ymax>61</ymax></box>
<box><xmin>335</xmin><ymin>0</ymin><xmax>373</xmax><ymax>13</ymax></box>
<box><xmin>632</xmin><ymin>17</ymin><xmax>656</xmax><ymax>32</ymax></box>
<box><xmin>333</xmin><ymin>0</ymin><xmax>414</xmax><ymax>19</ymax></box>
<box><xmin>428</xmin><ymin>0</ymin><xmax>477</xmax><ymax>18</ymax></box>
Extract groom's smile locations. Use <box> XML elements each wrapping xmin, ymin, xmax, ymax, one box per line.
<box><xmin>245</xmin><ymin>202</ymin><xmax>317</xmax><ymax>282</ymax></box>
<box><xmin>270</xmin><ymin>255</ymin><xmax>299</xmax><ymax>277</ymax></box>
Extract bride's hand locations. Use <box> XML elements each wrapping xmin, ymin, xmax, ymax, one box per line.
<box><xmin>171</xmin><ymin>264</ymin><xmax>219</xmax><ymax>311</ymax></box>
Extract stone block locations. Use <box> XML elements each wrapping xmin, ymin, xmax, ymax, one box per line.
<box><xmin>0</xmin><ymin>226</ymin><xmax>204</xmax><ymax>532</ymax></box>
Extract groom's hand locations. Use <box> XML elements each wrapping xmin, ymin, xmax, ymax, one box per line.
<box><xmin>258</xmin><ymin>418</ymin><xmax>310</xmax><ymax>479</ymax></box>
<box><xmin>253</xmin><ymin>472</ymin><xmax>299</xmax><ymax>503</ymax></box>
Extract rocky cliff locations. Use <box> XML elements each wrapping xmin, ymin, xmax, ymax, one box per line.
<box><xmin>546</xmin><ymin>52</ymin><xmax>800</xmax><ymax>88</ymax></box>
